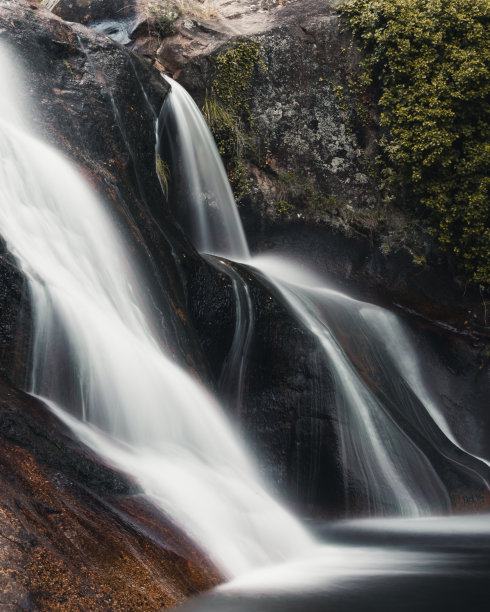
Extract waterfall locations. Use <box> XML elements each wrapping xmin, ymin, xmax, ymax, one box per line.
<box><xmin>157</xmin><ymin>76</ymin><xmax>250</xmax><ymax>260</ymax></box>
<box><xmin>159</xmin><ymin>77</ymin><xmax>490</xmax><ymax>517</ymax></box>
<box><xmin>0</xmin><ymin>45</ymin><xmax>314</xmax><ymax>578</ymax></box>
<box><xmin>2</xmin><ymin>32</ymin><xmax>489</xmax><ymax>592</ymax></box>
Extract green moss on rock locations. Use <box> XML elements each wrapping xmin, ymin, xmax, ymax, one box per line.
<box><xmin>341</xmin><ymin>0</ymin><xmax>490</xmax><ymax>284</ymax></box>
<box><xmin>202</xmin><ymin>41</ymin><xmax>266</xmax><ymax>201</ymax></box>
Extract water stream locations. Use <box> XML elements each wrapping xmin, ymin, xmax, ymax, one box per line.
<box><xmin>158</xmin><ymin>77</ymin><xmax>490</xmax><ymax>519</ymax></box>
<box><xmin>0</xmin><ymin>45</ymin><xmax>313</xmax><ymax>578</ymax></box>
<box><xmin>1</xmin><ymin>39</ymin><xmax>490</xmax><ymax>607</ymax></box>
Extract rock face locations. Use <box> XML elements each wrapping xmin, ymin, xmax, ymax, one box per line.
<box><xmin>166</xmin><ymin>0</ymin><xmax>379</xmax><ymax>222</ymax></box>
<box><xmin>48</xmin><ymin>0</ymin><xmax>137</xmax><ymax>24</ymax></box>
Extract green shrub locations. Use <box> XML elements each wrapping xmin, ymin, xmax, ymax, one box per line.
<box><xmin>148</xmin><ymin>2</ymin><xmax>179</xmax><ymax>37</ymax></box>
<box><xmin>341</xmin><ymin>0</ymin><xmax>490</xmax><ymax>283</ymax></box>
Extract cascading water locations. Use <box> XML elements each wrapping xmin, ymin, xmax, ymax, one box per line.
<box><xmin>158</xmin><ymin>76</ymin><xmax>250</xmax><ymax>260</ymax></box>
<box><xmin>0</xmin><ymin>44</ymin><xmax>314</xmax><ymax>578</ymax></box>
<box><xmin>159</xmin><ymin>76</ymin><xmax>490</xmax><ymax>518</ymax></box>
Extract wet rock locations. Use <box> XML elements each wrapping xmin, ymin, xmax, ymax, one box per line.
<box><xmin>0</xmin><ymin>380</ymin><xmax>220</xmax><ymax>610</ymax></box>
<box><xmin>249</xmin><ymin>224</ymin><xmax>490</xmax><ymax>340</ymax></box>
<box><xmin>0</xmin><ymin>255</ymin><xmax>31</xmax><ymax>386</ymax></box>
<box><xmin>0</xmin><ymin>0</ymin><xmax>209</xmax><ymax>378</ymax></box>
<box><xmin>185</xmin><ymin>257</ymin><xmax>344</xmax><ymax>514</ymax></box>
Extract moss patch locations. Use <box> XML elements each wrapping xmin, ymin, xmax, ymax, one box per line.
<box><xmin>341</xmin><ymin>0</ymin><xmax>490</xmax><ymax>284</ymax></box>
<box><xmin>202</xmin><ymin>41</ymin><xmax>267</xmax><ymax>201</ymax></box>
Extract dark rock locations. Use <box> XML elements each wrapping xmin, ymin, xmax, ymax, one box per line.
<box><xmin>48</xmin><ymin>0</ymin><xmax>137</xmax><ymax>25</ymax></box>
<box><xmin>0</xmin><ymin>255</ymin><xmax>31</xmax><ymax>386</ymax></box>
<box><xmin>185</xmin><ymin>257</ymin><xmax>344</xmax><ymax>514</ymax></box>
<box><xmin>248</xmin><ymin>223</ymin><xmax>490</xmax><ymax>339</ymax></box>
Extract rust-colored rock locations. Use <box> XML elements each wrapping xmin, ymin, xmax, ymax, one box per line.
<box><xmin>0</xmin><ymin>380</ymin><xmax>221</xmax><ymax>610</ymax></box>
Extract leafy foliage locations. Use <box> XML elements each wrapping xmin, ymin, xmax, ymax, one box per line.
<box><xmin>341</xmin><ymin>0</ymin><xmax>490</xmax><ymax>283</ymax></box>
<box><xmin>148</xmin><ymin>2</ymin><xmax>179</xmax><ymax>37</ymax></box>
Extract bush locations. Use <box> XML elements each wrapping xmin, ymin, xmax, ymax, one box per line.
<box><xmin>341</xmin><ymin>0</ymin><xmax>490</xmax><ymax>283</ymax></box>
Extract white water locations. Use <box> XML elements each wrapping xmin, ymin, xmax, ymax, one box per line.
<box><xmin>158</xmin><ymin>76</ymin><xmax>250</xmax><ymax>260</ymax></box>
<box><xmin>0</xmin><ymin>46</ymin><xmax>313</xmax><ymax>578</ymax></box>
<box><xmin>159</xmin><ymin>77</ymin><xmax>490</xmax><ymax>517</ymax></box>
<box><xmin>250</xmin><ymin>256</ymin><xmax>449</xmax><ymax>515</ymax></box>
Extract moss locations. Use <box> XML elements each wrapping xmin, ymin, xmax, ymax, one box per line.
<box><xmin>156</xmin><ymin>154</ymin><xmax>171</xmax><ymax>198</ymax></box>
<box><xmin>63</xmin><ymin>60</ymin><xmax>74</xmax><ymax>76</ymax></box>
<box><xmin>272</xmin><ymin>200</ymin><xmax>295</xmax><ymax>216</ymax></box>
<box><xmin>275</xmin><ymin>170</ymin><xmax>340</xmax><ymax>214</ymax></box>
<box><xmin>341</xmin><ymin>0</ymin><xmax>490</xmax><ymax>284</ymax></box>
<box><xmin>202</xmin><ymin>41</ymin><xmax>267</xmax><ymax>201</ymax></box>
<box><xmin>228</xmin><ymin>159</ymin><xmax>252</xmax><ymax>202</ymax></box>
<box><xmin>212</xmin><ymin>41</ymin><xmax>266</xmax><ymax>128</ymax></box>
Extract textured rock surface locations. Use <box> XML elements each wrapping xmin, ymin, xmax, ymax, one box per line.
<box><xmin>0</xmin><ymin>253</ymin><xmax>31</xmax><ymax>387</ymax></box>
<box><xmin>0</xmin><ymin>380</ymin><xmax>220</xmax><ymax>610</ymax></box>
<box><xmin>48</xmin><ymin>0</ymin><xmax>137</xmax><ymax>24</ymax></box>
<box><xmin>170</xmin><ymin>0</ymin><xmax>379</xmax><ymax>221</ymax></box>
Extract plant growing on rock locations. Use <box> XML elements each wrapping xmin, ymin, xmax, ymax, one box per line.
<box><xmin>156</xmin><ymin>154</ymin><xmax>171</xmax><ymax>198</ymax></box>
<box><xmin>148</xmin><ymin>2</ymin><xmax>180</xmax><ymax>37</ymax></box>
<box><xmin>341</xmin><ymin>0</ymin><xmax>490</xmax><ymax>284</ymax></box>
<box><xmin>202</xmin><ymin>41</ymin><xmax>267</xmax><ymax>201</ymax></box>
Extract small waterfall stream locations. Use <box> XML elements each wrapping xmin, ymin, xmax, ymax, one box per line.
<box><xmin>159</xmin><ymin>76</ymin><xmax>490</xmax><ymax>518</ymax></box>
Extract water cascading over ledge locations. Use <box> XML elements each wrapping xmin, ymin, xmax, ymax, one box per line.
<box><xmin>0</xmin><ymin>1</ymin><xmax>488</xmax><ymax>609</ymax></box>
<box><xmin>157</xmin><ymin>76</ymin><xmax>490</xmax><ymax>518</ymax></box>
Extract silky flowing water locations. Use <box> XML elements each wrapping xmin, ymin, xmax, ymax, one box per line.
<box><xmin>1</xmin><ymin>42</ymin><xmax>489</xmax><ymax>609</ymax></box>
<box><xmin>0</xmin><ymin>45</ymin><xmax>312</xmax><ymax>578</ymax></box>
<box><xmin>158</xmin><ymin>77</ymin><xmax>490</xmax><ymax>518</ymax></box>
